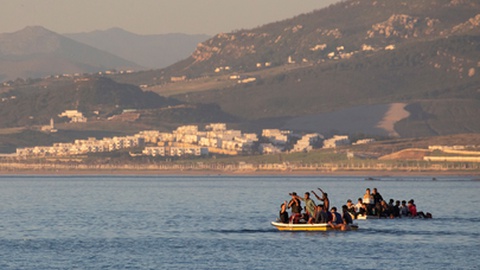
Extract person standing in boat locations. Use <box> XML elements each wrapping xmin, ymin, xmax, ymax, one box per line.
<box><xmin>287</xmin><ymin>192</ymin><xmax>302</xmax><ymax>223</ymax></box>
<box><xmin>311</xmin><ymin>187</ymin><xmax>330</xmax><ymax>211</ymax></box>
<box><xmin>372</xmin><ymin>188</ymin><xmax>384</xmax><ymax>205</ymax></box>
<box><xmin>363</xmin><ymin>188</ymin><xmax>374</xmax><ymax>215</ymax></box>
<box><xmin>314</xmin><ymin>204</ymin><xmax>328</xmax><ymax>224</ymax></box>
<box><xmin>292</xmin><ymin>192</ymin><xmax>316</xmax><ymax>223</ymax></box>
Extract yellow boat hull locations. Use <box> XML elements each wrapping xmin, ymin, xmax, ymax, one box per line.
<box><xmin>271</xmin><ymin>221</ymin><xmax>358</xmax><ymax>231</ymax></box>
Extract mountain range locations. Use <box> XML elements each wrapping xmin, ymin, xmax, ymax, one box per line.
<box><xmin>0</xmin><ymin>26</ymin><xmax>140</xmax><ymax>82</ymax></box>
<box><xmin>64</xmin><ymin>28</ymin><xmax>209</xmax><ymax>69</ymax></box>
<box><xmin>0</xmin><ymin>26</ymin><xmax>209</xmax><ymax>82</ymax></box>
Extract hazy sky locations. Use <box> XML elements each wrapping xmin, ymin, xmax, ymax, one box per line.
<box><xmin>1</xmin><ymin>0</ymin><xmax>341</xmax><ymax>35</ymax></box>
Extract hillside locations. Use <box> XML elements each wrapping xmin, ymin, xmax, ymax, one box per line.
<box><xmin>65</xmin><ymin>28</ymin><xmax>210</xmax><ymax>69</ymax></box>
<box><xmin>106</xmin><ymin>0</ymin><xmax>480</xmax><ymax>137</ymax></box>
<box><xmin>0</xmin><ymin>76</ymin><xmax>180</xmax><ymax>127</ymax></box>
<box><xmin>0</xmin><ymin>75</ymin><xmax>238</xmax><ymax>153</ymax></box>
<box><xmin>0</xmin><ymin>26</ymin><xmax>141</xmax><ymax>82</ymax></box>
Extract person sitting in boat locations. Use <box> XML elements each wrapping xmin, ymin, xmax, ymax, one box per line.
<box><xmin>292</xmin><ymin>192</ymin><xmax>316</xmax><ymax>224</ymax></box>
<box><xmin>407</xmin><ymin>200</ymin><xmax>431</xmax><ymax>218</ymax></box>
<box><xmin>354</xmin><ymin>198</ymin><xmax>364</xmax><ymax>215</ymax></box>
<box><xmin>328</xmin><ymin>207</ymin><xmax>344</xmax><ymax>230</ymax></box>
<box><xmin>387</xmin><ymin>199</ymin><xmax>395</xmax><ymax>218</ymax></box>
<box><xmin>346</xmin><ymin>199</ymin><xmax>357</xmax><ymax>219</ymax></box>
<box><xmin>359</xmin><ymin>203</ymin><xmax>369</xmax><ymax>217</ymax></box>
<box><xmin>311</xmin><ymin>187</ymin><xmax>329</xmax><ymax>211</ymax></box>
<box><xmin>379</xmin><ymin>200</ymin><xmax>391</xmax><ymax>218</ymax></box>
<box><xmin>399</xmin><ymin>200</ymin><xmax>410</xmax><ymax>217</ymax></box>
<box><xmin>342</xmin><ymin>205</ymin><xmax>354</xmax><ymax>225</ymax></box>
<box><xmin>279</xmin><ymin>201</ymin><xmax>289</xmax><ymax>223</ymax></box>
<box><xmin>288</xmin><ymin>192</ymin><xmax>302</xmax><ymax>223</ymax></box>
<box><xmin>313</xmin><ymin>204</ymin><xmax>328</xmax><ymax>224</ymax></box>
<box><xmin>407</xmin><ymin>200</ymin><xmax>417</xmax><ymax>217</ymax></box>
<box><xmin>393</xmin><ymin>200</ymin><xmax>401</xmax><ymax>218</ymax></box>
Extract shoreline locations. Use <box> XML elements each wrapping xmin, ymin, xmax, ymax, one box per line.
<box><xmin>0</xmin><ymin>169</ymin><xmax>478</xmax><ymax>178</ymax></box>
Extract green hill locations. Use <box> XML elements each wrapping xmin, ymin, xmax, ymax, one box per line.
<box><xmin>0</xmin><ymin>76</ymin><xmax>237</xmax><ymax>128</ymax></box>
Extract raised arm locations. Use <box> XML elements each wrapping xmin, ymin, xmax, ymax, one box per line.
<box><xmin>311</xmin><ymin>190</ymin><xmax>322</xmax><ymax>201</ymax></box>
<box><xmin>288</xmin><ymin>197</ymin><xmax>299</xmax><ymax>208</ymax></box>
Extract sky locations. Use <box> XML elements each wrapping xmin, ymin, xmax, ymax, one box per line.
<box><xmin>0</xmin><ymin>0</ymin><xmax>341</xmax><ymax>35</ymax></box>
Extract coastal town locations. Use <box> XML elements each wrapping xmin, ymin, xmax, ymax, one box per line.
<box><xmin>7</xmin><ymin>117</ymin><xmax>480</xmax><ymax>175</ymax></box>
<box><xmin>6</xmin><ymin>108</ymin><xmax>479</xmax><ymax>175</ymax></box>
<box><xmin>15</xmin><ymin>118</ymin><xmax>365</xmax><ymax>158</ymax></box>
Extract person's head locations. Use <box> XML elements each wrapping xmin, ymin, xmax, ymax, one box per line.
<box><xmin>358</xmin><ymin>198</ymin><xmax>363</xmax><ymax>203</ymax></box>
<box><xmin>395</xmin><ymin>200</ymin><xmax>400</xmax><ymax>205</ymax></box>
<box><xmin>324</xmin><ymin>193</ymin><xmax>328</xmax><ymax>197</ymax></box>
<box><xmin>342</xmin><ymin>205</ymin><xmax>348</xmax><ymax>212</ymax></box>
<box><xmin>347</xmin><ymin>199</ymin><xmax>352</xmax><ymax>206</ymax></box>
<box><xmin>402</xmin><ymin>200</ymin><xmax>406</xmax><ymax>205</ymax></box>
<box><xmin>289</xmin><ymin>192</ymin><xmax>297</xmax><ymax>197</ymax></box>
<box><xmin>366</xmin><ymin>188</ymin><xmax>371</xmax><ymax>194</ymax></box>
<box><xmin>331</xmin><ymin>206</ymin><xmax>337</xmax><ymax>212</ymax></box>
<box><xmin>373</xmin><ymin>188</ymin><xmax>378</xmax><ymax>193</ymax></box>
<box><xmin>389</xmin><ymin>199</ymin><xmax>394</xmax><ymax>204</ymax></box>
<box><xmin>304</xmin><ymin>192</ymin><xmax>310</xmax><ymax>199</ymax></box>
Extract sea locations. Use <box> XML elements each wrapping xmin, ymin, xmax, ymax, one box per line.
<box><xmin>0</xmin><ymin>175</ymin><xmax>478</xmax><ymax>270</ymax></box>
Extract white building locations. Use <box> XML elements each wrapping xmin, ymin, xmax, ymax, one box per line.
<box><xmin>59</xmin><ymin>110</ymin><xmax>87</xmax><ymax>123</ymax></box>
<box><xmin>259</xmin><ymin>143</ymin><xmax>283</xmax><ymax>154</ymax></box>
<box><xmin>292</xmin><ymin>133</ymin><xmax>323</xmax><ymax>152</ymax></box>
<box><xmin>323</xmin><ymin>135</ymin><xmax>350</xmax><ymax>149</ymax></box>
<box><xmin>205</xmin><ymin>123</ymin><xmax>227</xmax><ymax>131</ymax></box>
<box><xmin>262</xmin><ymin>129</ymin><xmax>291</xmax><ymax>145</ymax></box>
<box><xmin>353</xmin><ymin>138</ymin><xmax>375</xmax><ymax>145</ymax></box>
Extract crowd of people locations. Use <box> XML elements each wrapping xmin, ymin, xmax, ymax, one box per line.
<box><xmin>351</xmin><ymin>187</ymin><xmax>432</xmax><ymax>219</ymax></box>
<box><xmin>279</xmin><ymin>188</ymin><xmax>354</xmax><ymax>231</ymax></box>
<box><xmin>278</xmin><ymin>187</ymin><xmax>432</xmax><ymax>230</ymax></box>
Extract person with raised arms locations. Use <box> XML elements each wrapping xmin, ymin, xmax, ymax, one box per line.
<box><xmin>292</xmin><ymin>192</ymin><xmax>316</xmax><ymax>224</ymax></box>
<box><xmin>287</xmin><ymin>192</ymin><xmax>302</xmax><ymax>223</ymax></box>
<box><xmin>311</xmin><ymin>187</ymin><xmax>330</xmax><ymax>211</ymax></box>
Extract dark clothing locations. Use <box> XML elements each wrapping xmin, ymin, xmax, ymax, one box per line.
<box><xmin>314</xmin><ymin>210</ymin><xmax>328</xmax><ymax>224</ymax></box>
<box><xmin>327</xmin><ymin>211</ymin><xmax>333</xmax><ymax>222</ymax></box>
<box><xmin>332</xmin><ymin>212</ymin><xmax>343</xmax><ymax>225</ymax></box>
<box><xmin>373</xmin><ymin>192</ymin><xmax>384</xmax><ymax>205</ymax></box>
<box><xmin>346</xmin><ymin>207</ymin><xmax>356</xmax><ymax>219</ymax></box>
<box><xmin>288</xmin><ymin>199</ymin><xmax>302</xmax><ymax>214</ymax></box>
<box><xmin>279</xmin><ymin>210</ymin><xmax>289</xmax><ymax>223</ymax></box>
<box><xmin>393</xmin><ymin>205</ymin><xmax>400</xmax><ymax>217</ymax></box>
<box><xmin>343</xmin><ymin>212</ymin><xmax>353</xmax><ymax>224</ymax></box>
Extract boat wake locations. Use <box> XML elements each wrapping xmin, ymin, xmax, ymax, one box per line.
<box><xmin>208</xmin><ymin>228</ymin><xmax>277</xmax><ymax>234</ymax></box>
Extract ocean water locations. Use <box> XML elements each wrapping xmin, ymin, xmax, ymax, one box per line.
<box><xmin>0</xmin><ymin>175</ymin><xmax>479</xmax><ymax>270</ymax></box>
